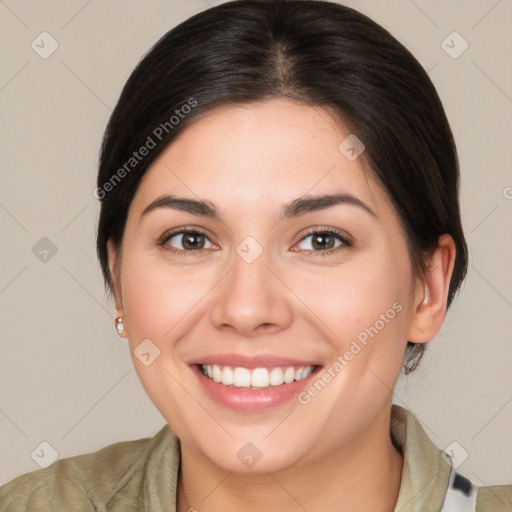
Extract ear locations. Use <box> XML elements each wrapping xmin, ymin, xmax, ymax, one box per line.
<box><xmin>107</xmin><ymin>238</ymin><xmax>124</xmax><ymax>320</ymax></box>
<box><xmin>407</xmin><ymin>234</ymin><xmax>456</xmax><ymax>343</ymax></box>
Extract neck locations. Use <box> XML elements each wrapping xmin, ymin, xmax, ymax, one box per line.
<box><xmin>177</xmin><ymin>405</ymin><xmax>403</xmax><ymax>512</ymax></box>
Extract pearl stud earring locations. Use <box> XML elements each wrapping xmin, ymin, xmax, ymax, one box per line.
<box><xmin>115</xmin><ymin>316</ymin><xmax>125</xmax><ymax>337</ymax></box>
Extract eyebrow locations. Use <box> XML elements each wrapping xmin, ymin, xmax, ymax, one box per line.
<box><xmin>140</xmin><ymin>193</ymin><xmax>377</xmax><ymax>222</ymax></box>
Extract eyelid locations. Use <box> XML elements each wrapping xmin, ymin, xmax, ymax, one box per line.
<box><xmin>293</xmin><ymin>226</ymin><xmax>353</xmax><ymax>247</ymax></box>
<box><xmin>158</xmin><ymin>226</ymin><xmax>218</xmax><ymax>249</ymax></box>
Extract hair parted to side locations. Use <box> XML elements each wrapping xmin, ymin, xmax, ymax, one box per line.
<box><xmin>96</xmin><ymin>0</ymin><xmax>468</xmax><ymax>374</ymax></box>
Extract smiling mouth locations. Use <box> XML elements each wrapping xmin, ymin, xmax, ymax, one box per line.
<box><xmin>199</xmin><ymin>364</ymin><xmax>318</xmax><ymax>389</ymax></box>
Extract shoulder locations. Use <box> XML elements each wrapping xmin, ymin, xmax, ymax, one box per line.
<box><xmin>0</xmin><ymin>425</ymin><xmax>173</xmax><ymax>512</ymax></box>
<box><xmin>477</xmin><ymin>484</ymin><xmax>512</xmax><ymax>511</ymax></box>
<box><xmin>441</xmin><ymin>470</ymin><xmax>512</xmax><ymax>512</ymax></box>
<box><xmin>390</xmin><ymin>406</ymin><xmax>512</xmax><ymax>511</ymax></box>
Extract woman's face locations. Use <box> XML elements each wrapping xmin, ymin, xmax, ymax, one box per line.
<box><xmin>109</xmin><ymin>98</ymin><xmax>425</xmax><ymax>473</ymax></box>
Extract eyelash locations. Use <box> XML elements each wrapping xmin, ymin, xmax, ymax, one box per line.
<box><xmin>297</xmin><ymin>227</ymin><xmax>353</xmax><ymax>256</ymax></box>
<box><xmin>158</xmin><ymin>226</ymin><xmax>352</xmax><ymax>257</ymax></box>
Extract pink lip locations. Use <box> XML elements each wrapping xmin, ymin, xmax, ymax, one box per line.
<box><xmin>190</xmin><ymin>363</ymin><xmax>321</xmax><ymax>413</ymax></box>
<box><xmin>188</xmin><ymin>353</ymin><xmax>319</xmax><ymax>369</ymax></box>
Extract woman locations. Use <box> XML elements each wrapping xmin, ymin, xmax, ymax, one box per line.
<box><xmin>1</xmin><ymin>0</ymin><xmax>510</xmax><ymax>510</ymax></box>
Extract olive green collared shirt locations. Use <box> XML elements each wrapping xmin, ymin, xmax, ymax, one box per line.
<box><xmin>0</xmin><ymin>405</ymin><xmax>510</xmax><ymax>511</ymax></box>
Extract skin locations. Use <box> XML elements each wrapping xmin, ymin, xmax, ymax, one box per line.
<box><xmin>107</xmin><ymin>98</ymin><xmax>456</xmax><ymax>511</ymax></box>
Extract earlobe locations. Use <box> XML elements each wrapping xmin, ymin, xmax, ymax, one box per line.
<box><xmin>407</xmin><ymin>234</ymin><xmax>456</xmax><ymax>343</ymax></box>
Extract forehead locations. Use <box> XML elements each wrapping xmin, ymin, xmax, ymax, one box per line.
<box><xmin>129</xmin><ymin>98</ymin><xmax>394</xmax><ymax>222</ymax></box>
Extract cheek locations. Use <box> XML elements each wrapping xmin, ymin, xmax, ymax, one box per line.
<box><xmin>120</xmin><ymin>251</ymin><xmax>214</xmax><ymax>341</ymax></box>
<box><xmin>292</xmin><ymin>257</ymin><xmax>411</xmax><ymax>416</ymax></box>
<box><xmin>118</xmin><ymin>251</ymin><xmax>211</xmax><ymax>426</ymax></box>
<box><xmin>289</xmin><ymin>250</ymin><xmax>411</xmax><ymax>346</ymax></box>
<box><xmin>121</xmin><ymin>263</ymin><xmax>172</xmax><ymax>340</ymax></box>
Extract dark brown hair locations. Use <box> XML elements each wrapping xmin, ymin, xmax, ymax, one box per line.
<box><xmin>96</xmin><ymin>0</ymin><xmax>468</xmax><ymax>373</ymax></box>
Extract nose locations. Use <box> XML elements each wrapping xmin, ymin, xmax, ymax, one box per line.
<box><xmin>209</xmin><ymin>247</ymin><xmax>294</xmax><ymax>337</ymax></box>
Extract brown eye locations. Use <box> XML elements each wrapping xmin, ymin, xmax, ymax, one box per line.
<box><xmin>163</xmin><ymin>230</ymin><xmax>215</xmax><ymax>252</ymax></box>
<box><xmin>295</xmin><ymin>228</ymin><xmax>352</xmax><ymax>255</ymax></box>
<box><xmin>311</xmin><ymin>233</ymin><xmax>337</xmax><ymax>250</ymax></box>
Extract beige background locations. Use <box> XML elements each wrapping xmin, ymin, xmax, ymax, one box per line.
<box><xmin>1</xmin><ymin>0</ymin><xmax>511</xmax><ymax>489</ymax></box>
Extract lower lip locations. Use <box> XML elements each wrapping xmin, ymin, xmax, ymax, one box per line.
<box><xmin>192</xmin><ymin>365</ymin><xmax>320</xmax><ymax>412</ymax></box>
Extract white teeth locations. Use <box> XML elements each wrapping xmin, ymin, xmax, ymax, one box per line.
<box><xmin>233</xmin><ymin>367</ymin><xmax>251</xmax><ymax>387</ymax></box>
<box><xmin>201</xmin><ymin>364</ymin><xmax>315</xmax><ymax>389</ymax></box>
<box><xmin>251</xmin><ymin>368</ymin><xmax>269</xmax><ymax>388</ymax></box>
<box><xmin>269</xmin><ymin>367</ymin><xmax>284</xmax><ymax>386</ymax></box>
<box><xmin>221</xmin><ymin>366</ymin><xmax>234</xmax><ymax>385</ymax></box>
<box><xmin>284</xmin><ymin>367</ymin><xmax>295</xmax><ymax>383</ymax></box>
<box><xmin>302</xmin><ymin>366</ymin><xmax>313</xmax><ymax>378</ymax></box>
<box><xmin>212</xmin><ymin>364</ymin><xmax>222</xmax><ymax>383</ymax></box>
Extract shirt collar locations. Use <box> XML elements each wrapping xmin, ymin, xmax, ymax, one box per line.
<box><xmin>142</xmin><ymin>421</ymin><xmax>180</xmax><ymax>512</ymax></box>
<box><xmin>391</xmin><ymin>404</ymin><xmax>452</xmax><ymax>512</ymax></box>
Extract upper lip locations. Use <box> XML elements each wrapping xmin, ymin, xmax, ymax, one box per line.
<box><xmin>188</xmin><ymin>354</ymin><xmax>321</xmax><ymax>369</ymax></box>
